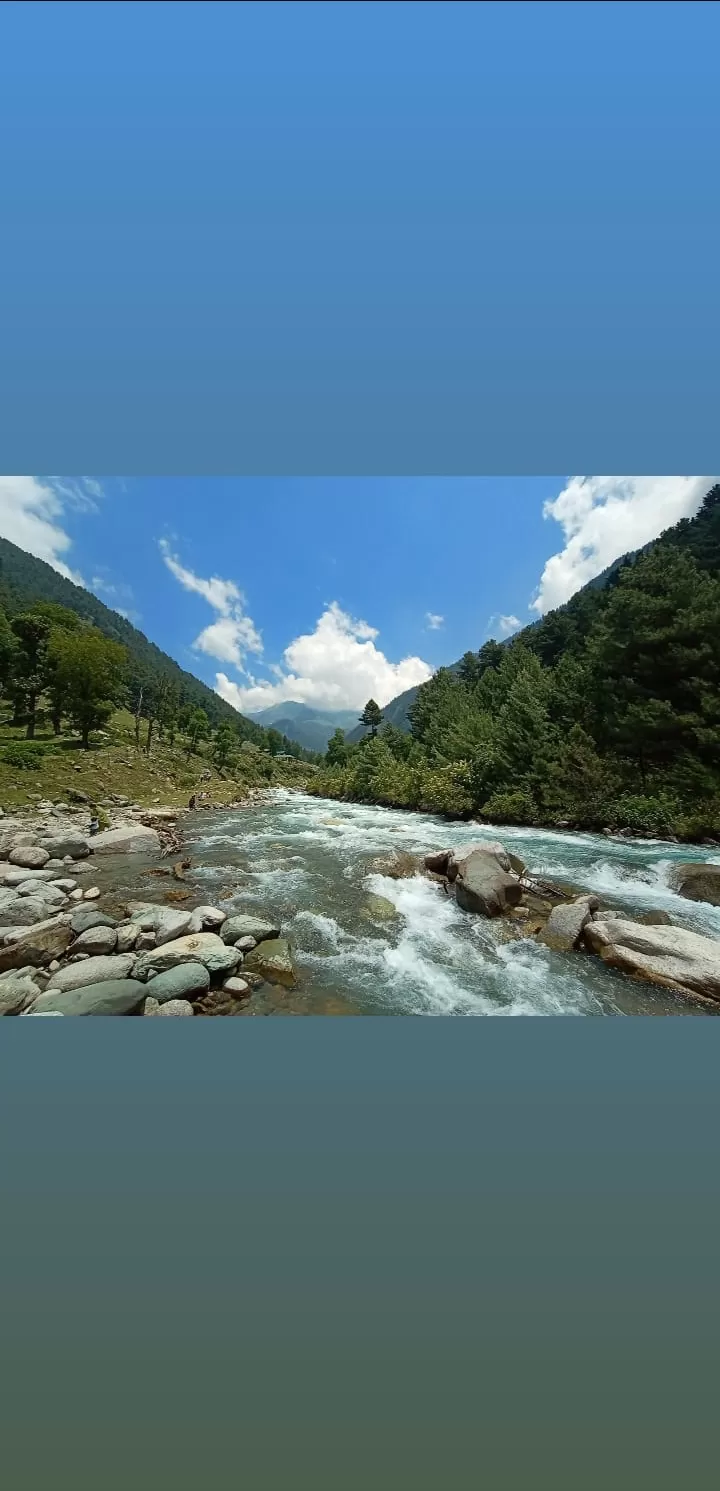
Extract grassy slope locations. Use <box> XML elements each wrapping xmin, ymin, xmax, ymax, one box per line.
<box><xmin>0</xmin><ymin>708</ymin><xmax>315</xmax><ymax>812</ymax></box>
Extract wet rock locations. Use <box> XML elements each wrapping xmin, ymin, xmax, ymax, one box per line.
<box><xmin>670</xmin><ymin>863</ymin><xmax>720</xmax><ymax>907</ymax></box>
<box><xmin>91</xmin><ymin>825</ymin><xmax>161</xmax><ymax>855</ymax></box>
<box><xmin>635</xmin><ymin>910</ymin><xmax>673</xmax><ymax>927</ymax></box>
<box><xmin>0</xmin><ymin>919</ymin><xmax>73</xmax><ymax>971</ymax></box>
<box><xmin>115</xmin><ymin>923</ymin><xmax>140</xmax><ymax>953</ymax></box>
<box><xmin>540</xmin><ymin>896</ymin><xmax>600</xmax><ymax>953</ymax></box>
<box><xmin>448</xmin><ymin>841</ymin><xmax>525</xmax><ymax>881</ymax></box>
<box><xmin>133</xmin><ymin>933</ymin><xmax>241</xmax><ymax>981</ymax></box>
<box><xmin>38</xmin><ymin>835</ymin><xmax>91</xmax><ymax>860</ymax></box>
<box><xmin>186</xmin><ymin>905</ymin><xmax>226</xmax><ymax>934</ymax></box>
<box><xmin>223</xmin><ymin>976</ymin><xmax>250</xmax><ymax>998</ymax></box>
<box><xmin>9</xmin><ymin>845</ymin><xmax>50</xmax><ymax>870</ymax></box>
<box><xmin>72</xmin><ymin>925</ymin><xmax>118</xmax><ymax>956</ymax></box>
<box><xmin>243</xmin><ymin>937</ymin><xmax>297</xmax><ymax>989</ymax></box>
<box><xmin>361</xmin><ymin>894</ymin><xmax>398</xmax><ymax>922</ymax></box>
<box><xmin>46</xmin><ymin>953</ymin><xmax>136</xmax><ymax>994</ymax></box>
<box><xmin>584</xmin><ymin>918</ymin><xmax>720</xmax><ymax>1003</ymax></box>
<box><xmin>29</xmin><ymin>978</ymin><xmax>147</xmax><ymax>1016</ymax></box>
<box><xmin>143</xmin><ymin>996</ymin><xmax>194</xmax><ymax>1016</ymax></box>
<box><xmin>366</xmin><ymin>850</ymin><xmax>422</xmax><ymax>880</ymax></box>
<box><xmin>143</xmin><ymin>963</ymin><xmax>210</xmax><ymax>1003</ymax></box>
<box><xmin>220</xmin><ymin>914</ymin><xmax>280</xmax><ymax>945</ymax></box>
<box><xmin>453</xmin><ymin>851</ymin><xmax>523</xmax><ymax>918</ymax></box>
<box><xmin>70</xmin><ymin>907</ymin><xmax>118</xmax><ymax>935</ymax></box>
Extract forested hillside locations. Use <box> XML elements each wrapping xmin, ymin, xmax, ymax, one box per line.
<box><xmin>0</xmin><ymin>536</ymin><xmax>317</xmax><ymax>762</ymax></box>
<box><xmin>312</xmin><ymin>485</ymin><xmax>720</xmax><ymax>839</ymax></box>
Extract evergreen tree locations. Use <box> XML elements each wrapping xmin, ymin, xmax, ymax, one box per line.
<box><xmin>48</xmin><ymin>630</ymin><xmax>128</xmax><ymax>748</ymax></box>
<box><xmin>326</xmin><ymin>728</ymin><xmax>348</xmax><ymax>766</ymax></box>
<box><xmin>359</xmin><ymin>699</ymin><xmax>383</xmax><ymax>738</ymax></box>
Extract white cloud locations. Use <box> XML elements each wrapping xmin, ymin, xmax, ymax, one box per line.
<box><xmin>425</xmin><ymin>612</ymin><xmax>444</xmax><ymax>630</ymax></box>
<box><xmin>159</xmin><ymin>541</ymin><xmax>263</xmax><ymax>672</ymax></box>
<box><xmin>0</xmin><ymin>475</ymin><xmax>98</xmax><ymax>583</ymax></box>
<box><xmin>531</xmin><ymin>476</ymin><xmax>717</xmax><ymax>615</ymax></box>
<box><xmin>495</xmin><ymin>614</ymin><xmax>521</xmax><ymax>637</ymax></box>
<box><xmin>214</xmin><ymin>601</ymin><xmax>433</xmax><ymax>714</ymax></box>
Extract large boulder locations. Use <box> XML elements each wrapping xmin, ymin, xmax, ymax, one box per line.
<box><xmin>669</xmin><ymin>863</ymin><xmax>720</xmax><ymax>907</ymax></box>
<box><xmin>142</xmin><ymin>963</ymin><xmax>210</xmax><ymax>1003</ymax></box>
<box><xmin>72</xmin><ymin>925</ymin><xmax>118</xmax><ymax>956</ymax></box>
<box><xmin>453</xmin><ymin>850</ymin><xmax>523</xmax><ymax>917</ymax></box>
<box><xmin>0</xmin><ymin>896</ymin><xmax>60</xmax><ymax>927</ymax></box>
<box><xmin>0</xmin><ymin>918</ymin><xmax>74</xmax><ymax>971</ymax></box>
<box><xmin>91</xmin><ymin>825</ymin><xmax>161</xmax><ymax>855</ymax></box>
<box><xmin>46</xmin><ymin>953</ymin><xmax>136</xmax><ymax>994</ymax></box>
<box><xmin>9</xmin><ymin>845</ymin><xmax>50</xmax><ymax>870</ymax></box>
<box><xmin>220</xmin><ymin>914</ymin><xmax>280</xmax><ymax>946</ymax></box>
<box><xmin>133</xmin><ymin>933</ymin><xmax>241</xmax><ymax>982</ymax></box>
<box><xmin>448</xmin><ymin>841</ymin><xmax>525</xmax><ymax>881</ymax></box>
<box><xmin>17</xmin><ymin>879</ymin><xmax>67</xmax><ymax>902</ymax></box>
<box><xmin>28</xmin><ymin>978</ymin><xmax>147</xmax><ymax>1016</ymax></box>
<box><xmin>540</xmin><ymin>895</ymin><xmax>600</xmax><ymax>953</ymax></box>
<box><xmin>38</xmin><ymin>835</ymin><xmax>91</xmax><ymax>860</ymax></box>
<box><xmin>70</xmin><ymin>907</ymin><xmax>118</xmax><ymax>935</ymax></box>
<box><xmin>127</xmin><ymin>904</ymin><xmax>192</xmax><ymax>945</ymax></box>
<box><xmin>243</xmin><ymin>937</ymin><xmax>297</xmax><ymax>988</ymax></box>
<box><xmin>584</xmin><ymin>918</ymin><xmax>720</xmax><ymax>1003</ymax></box>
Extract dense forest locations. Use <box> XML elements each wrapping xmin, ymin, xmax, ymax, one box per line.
<box><xmin>0</xmin><ymin>536</ymin><xmax>319</xmax><ymax>765</ymax></box>
<box><xmin>310</xmin><ymin>485</ymin><xmax>720</xmax><ymax>840</ymax></box>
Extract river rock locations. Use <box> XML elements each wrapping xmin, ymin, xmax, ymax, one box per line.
<box><xmin>0</xmin><ymin>918</ymin><xmax>74</xmax><ymax>971</ymax></box>
<box><xmin>115</xmin><ymin>922</ymin><xmax>140</xmax><ymax>953</ymax></box>
<box><xmin>29</xmin><ymin>978</ymin><xmax>147</xmax><ymax>1016</ymax></box>
<box><xmin>69</xmin><ymin>889</ymin><xmax>84</xmax><ymax>901</ymax></box>
<box><xmin>235</xmin><ymin>936</ymin><xmax>257</xmax><ymax>952</ymax></box>
<box><xmin>584</xmin><ymin>918</ymin><xmax>720</xmax><ymax>1003</ymax></box>
<box><xmin>0</xmin><ymin>897</ymin><xmax>59</xmax><ymax>927</ymax></box>
<box><xmin>46</xmin><ymin>953</ymin><xmax>136</xmax><ymax>993</ymax></box>
<box><xmin>141</xmin><ymin>962</ymin><xmax>210</xmax><ymax>1003</ymax></box>
<box><xmin>90</xmin><ymin>825</ymin><xmax>161</xmax><ymax>855</ymax></box>
<box><xmin>143</xmin><ymin>996</ymin><xmax>194</xmax><ymax>1016</ymax></box>
<box><xmin>0</xmin><ymin>975</ymin><xmax>40</xmax><ymax>1015</ymax></box>
<box><xmin>0</xmin><ymin>832</ymin><xmax>37</xmax><ymax>858</ymax></box>
<box><xmin>670</xmin><ymin>863</ymin><xmax>720</xmax><ymax>907</ymax></box>
<box><xmin>186</xmin><ymin>905</ymin><xmax>226</xmax><ymax>934</ymax></box>
<box><xmin>9</xmin><ymin>845</ymin><xmax>50</xmax><ymax>870</ymax></box>
<box><xmin>540</xmin><ymin>896</ymin><xmax>600</xmax><ymax>953</ymax></box>
<box><xmin>72</xmin><ymin>925</ymin><xmax>118</xmax><ymax>955</ymax></box>
<box><xmin>223</xmin><ymin>976</ymin><xmax>250</xmax><ymax>998</ymax></box>
<box><xmin>243</xmin><ymin>937</ymin><xmax>297</xmax><ymax>988</ymax></box>
<box><xmin>70</xmin><ymin>907</ymin><xmax>118</xmax><ymax>934</ymax></box>
<box><xmin>17</xmin><ymin>880</ymin><xmax>67</xmax><ymax>903</ymax></box>
<box><xmin>38</xmin><ymin>835</ymin><xmax>91</xmax><ymax>860</ymax></box>
<box><xmin>448</xmin><ymin>842</ymin><xmax>525</xmax><ymax>881</ymax></box>
<box><xmin>133</xmin><ymin>933</ymin><xmax>241</xmax><ymax>981</ymax></box>
<box><xmin>220</xmin><ymin>914</ymin><xmax>280</xmax><ymax>945</ymax></box>
<box><xmin>0</xmin><ymin>866</ymin><xmax>59</xmax><ymax>886</ymax></box>
<box><xmin>453</xmin><ymin>850</ymin><xmax>523</xmax><ymax>917</ymax></box>
<box><xmin>147</xmin><ymin>907</ymin><xmax>193</xmax><ymax>945</ymax></box>
<box><xmin>83</xmin><ymin>887</ymin><xmax>101</xmax><ymax>900</ymax></box>
<box><xmin>366</xmin><ymin>850</ymin><xmax>422</xmax><ymax>879</ymax></box>
<box><xmin>362</xmin><ymin>894</ymin><xmax>398</xmax><ymax>922</ymax></box>
<box><xmin>635</xmin><ymin>910</ymin><xmax>673</xmax><ymax>926</ymax></box>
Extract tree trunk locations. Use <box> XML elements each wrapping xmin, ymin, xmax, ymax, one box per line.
<box><xmin>52</xmin><ymin>708</ymin><xmax>62</xmax><ymax>736</ymax></box>
<box><xmin>25</xmin><ymin>695</ymin><xmax>36</xmax><ymax>740</ymax></box>
<box><xmin>82</xmin><ymin>725</ymin><xmax>90</xmax><ymax>750</ymax></box>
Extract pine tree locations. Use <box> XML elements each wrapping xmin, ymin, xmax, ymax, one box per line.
<box><xmin>359</xmin><ymin>699</ymin><xmax>383</xmax><ymax>738</ymax></box>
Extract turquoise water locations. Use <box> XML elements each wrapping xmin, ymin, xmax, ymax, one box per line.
<box><xmin>176</xmin><ymin>791</ymin><xmax>720</xmax><ymax>1016</ymax></box>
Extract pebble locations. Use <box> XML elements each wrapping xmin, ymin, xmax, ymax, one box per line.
<box><xmin>223</xmin><ymin>976</ymin><xmax>250</xmax><ymax>998</ymax></box>
<box><xmin>48</xmin><ymin>960</ymin><xmax>60</xmax><ymax>973</ymax></box>
<box><xmin>235</xmin><ymin>936</ymin><xmax>257</xmax><ymax>952</ymax></box>
<box><xmin>70</xmin><ymin>889</ymin><xmax>84</xmax><ymax>900</ymax></box>
<box><xmin>143</xmin><ymin>996</ymin><xmax>194</xmax><ymax>1017</ymax></box>
<box><xmin>84</xmin><ymin>887</ymin><xmax>101</xmax><ymax>900</ymax></box>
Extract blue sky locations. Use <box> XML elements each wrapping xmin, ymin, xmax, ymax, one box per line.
<box><xmin>0</xmin><ymin>476</ymin><xmax>713</xmax><ymax>715</ymax></box>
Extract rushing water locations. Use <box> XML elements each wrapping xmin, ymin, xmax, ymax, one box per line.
<box><xmin>155</xmin><ymin>789</ymin><xmax>720</xmax><ymax>1016</ymax></box>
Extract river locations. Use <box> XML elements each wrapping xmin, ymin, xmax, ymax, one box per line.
<box><xmin>163</xmin><ymin>790</ymin><xmax>720</xmax><ymax>1016</ymax></box>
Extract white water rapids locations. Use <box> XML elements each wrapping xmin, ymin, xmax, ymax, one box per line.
<box><xmin>175</xmin><ymin>791</ymin><xmax>720</xmax><ymax>1016</ymax></box>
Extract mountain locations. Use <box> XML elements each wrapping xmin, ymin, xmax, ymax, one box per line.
<box><xmin>0</xmin><ymin>535</ymin><xmax>310</xmax><ymax>755</ymax></box>
<box><xmin>347</xmin><ymin>486</ymin><xmax>720</xmax><ymax>743</ymax></box>
<box><xmin>248</xmin><ymin>701</ymin><xmax>359</xmax><ymax>753</ymax></box>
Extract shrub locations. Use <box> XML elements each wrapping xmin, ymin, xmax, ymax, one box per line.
<box><xmin>604</xmin><ymin>794</ymin><xmax>678</xmax><ymax>836</ymax></box>
<box><xmin>1</xmin><ymin>741</ymin><xmax>49</xmax><ymax>770</ymax></box>
<box><xmin>481</xmin><ymin>788</ymin><xmax>538</xmax><ymax>825</ymax></box>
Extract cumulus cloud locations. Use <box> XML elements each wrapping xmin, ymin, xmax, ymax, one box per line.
<box><xmin>531</xmin><ymin>475</ymin><xmax>717</xmax><ymax>615</ymax></box>
<box><xmin>0</xmin><ymin>474</ymin><xmax>99</xmax><ymax>583</ymax></box>
<box><xmin>159</xmin><ymin>541</ymin><xmax>263</xmax><ymax>671</ymax></box>
<box><xmin>425</xmin><ymin>612</ymin><xmax>444</xmax><ymax>630</ymax></box>
<box><xmin>214</xmin><ymin>601</ymin><xmax>432</xmax><ymax>714</ymax></box>
<box><xmin>487</xmin><ymin>613</ymin><xmax>521</xmax><ymax>638</ymax></box>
